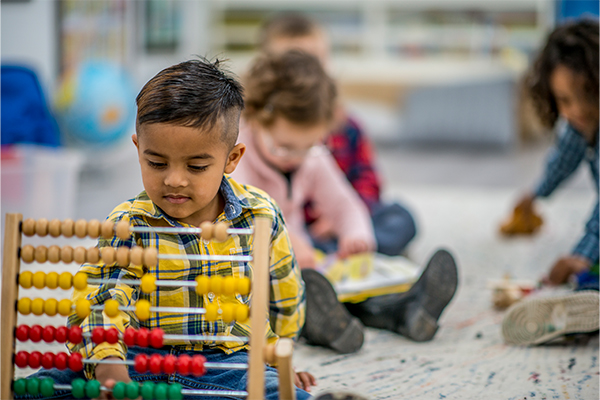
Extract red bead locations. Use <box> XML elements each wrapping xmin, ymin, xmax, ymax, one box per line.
<box><xmin>105</xmin><ymin>328</ymin><xmax>119</xmax><ymax>344</ymax></box>
<box><xmin>42</xmin><ymin>326</ymin><xmax>56</xmax><ymax>343</ymax></box>
<box><xmin>29</xmin><ymin>325</ymin><xmax>43</xmax><ymax>342</ymax></box>
<box><xmin>29</xmin><ymin>351</ymin><xmax>42</xmax><ymax>368</ymax></box>
<box><xmin>163</xmin><ymin>354</ymin><xmax>177</xmax><ymax>374</ymax></box>
<box><xmin>123</xmin><ymin>328</ymin><xmax>136</xmax><ymax>347</ymax></box>
<box><xmin>15</xmin><ymin>325</ymin><xmax>29</xmax><ymax>342</ymax></box>
<box><xmin>134</xmin><ymin>354</ymin><xmax>149</xmax><ymax>374</ymax></box>
<box><xmin>68</xmin><ymin>326</ymin><xmax>83</xmax><ymax>344</ymax></box>
<box><xmin>149</xmin><ymin>354</ymin><xmax>163</xmax><ymax>374</ymax></box>
<box><xmin>55</xmin><ymin>352</ymin><xmax>68</xmax><ymax>370</ymax></box>
<box><xmin>177</xmin><ymin>354</ymin><xmax>191</xmax><ymax>375</ymax></box>
<box><xmin>136</xmin><ymin>328</ymin><xmax>149</xmax><ymax>347</ymax></box>
<box><xmin>41</xmin><ymin>352</ymin><xmax>54</xmax><ymax>369</ymax></box>
<box><xmin>15</xmin><ymin>351</ymin><xmax>29</xmax><ymax>368</ymax></box>
<box><xmin>190</xmin><ymin>355</ymin><xmax>206</xmax><ymax>377</ymax></box>
<box><xmin>68</xmin><ymin>353</ymin><xmax>83</xmax><ymax>372</ymax></box>
<box><xmin>55</xmin><ymin>326</ymin><xmax>69</xmax><ymax>343</ymax></box>
<box><xmin>149</xmin><ymin>328</ymin><xmax>164</xmax><ymax>348</ymax></box>
<box><xmin>91</xmin><ymin>327</ymin><xmax>105</xmax><ymax>344</ymax></box>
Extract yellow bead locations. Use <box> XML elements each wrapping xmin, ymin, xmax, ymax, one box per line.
<box><xmin>75</xmin><ymin>299</ymin><xmax>91</xmax><ymax>319</ymax></box>
<box><xmin>236</xmin><ymin>277</ymin><xmax>251</xmax><ymax>295</ymax></box>
<box><xmin>19</xmin><ymin>271</ymin><xmax>33</xmax><ymax>289</ymax></box>
<box><xmin>32</xmin><ymin>271</ymin><xmax>46</xmax><ymax>289</ymax></box>
<box><xmin>195</xmin><ymin>276</ymin><xmax>210</xmax><ymax>295</ymax></box>
<box><xmin>104</xmin><ymin>299</ymin><xmax>120</xmax><ymax>318</ymax></box>
<box><xmin>136</xmin><ymin>299</ymin><xmax>151</xmax><ymax>321</ymax></box>
<box><xmin>17</xmin><ymin>297</ymin><xmax>32</xmax><ymax>315</ymax></box>
<box><xmin>210</xmin><ymin>276</ymin><xmax>223</xmax><ymax>295</ymax></box>
<box><xmin>31</xmin><ymin>298</ymin><xmax>45</xmax><ymax>316</ymax></box>
<box><xmin>221</xmin><ymin>303</ymin><xmax>235</xmax><ymax>323</ymax></box>
<box><xmin>58</xmin><ymin>272</ymin><xmax>73</xmax><ymax>290</ymax></box>
<box><xmin>46</xmin><ymin>272</ymin><xmax>59</xmax><ymax>289</ymax></box>
<box><xmin>235</xmin><ymin>304</ymin><xmax>249</xmax><ymax>322</ymax></box>
<box><xmin>44</xmin><ymin>298</ymin><xmax>58</xmax><ymax>317</ymax></box>
<box><xmin>58</xmin><ymin>299</ymin><xmax>72</xmax><ymax>317</ymax></box>
<box><xmin>205</xmin><ymin>303</ymin><xmax>218</xmax><ymax>321</ymax></box>
<box><xmin>73</xmin><ymin>272</ymin><xmax>88</xmax><ymax>291</ymax></box>
<box><xmin>140</xmin><ymin>275</ymin><xmax>156</xmax><ymax>294</ymax></box>
<box><xmin>222</xmin><ymin>276</ymin><xmax>235</xmax><ymax>295</ymax></box>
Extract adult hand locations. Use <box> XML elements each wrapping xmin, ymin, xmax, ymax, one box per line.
<box><xmin>294</xmin><ymin>371</ymin><xmax>317</xmax><ymax>392</ymax></box>
<box><xmin>546</xmin><ymin>255</ymin><xmax>591</xmax><ymax>285</ymax></box>
<box><xmin>337</xmin><ymin>237</ymin><xmax>374</xmax><ymax>259</ymax></box>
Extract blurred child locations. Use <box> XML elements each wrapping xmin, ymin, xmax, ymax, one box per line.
<box><xmin>232</xmin><ymin>50</ymin><xmax>458</xmax><ymax>354</ymax></box>
<box><xmin>259</xmin><ymin>13</ymin><xmax>417</xmax><ymax>257</ymax></box>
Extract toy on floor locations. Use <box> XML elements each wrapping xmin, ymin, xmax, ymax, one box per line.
<box><xmin>1</xmin><ymin>214</ymin><xmax>296</xmax><ymax>400</ymax></box>
<box><xmin>488</xmin><ymin>275</ymin><xmax>538</xmax><ymax>310</ymax></box>
<box><xmin>499</xmin><ymin>204</ymin><xmax>543</xmax><ymax>236</ymax></box>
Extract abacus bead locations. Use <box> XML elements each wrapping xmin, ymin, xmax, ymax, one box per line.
<box><xmin>221</xmin><ymin>303</ymin><xmax>235</xmax><ymax>323</ymax></box>
<box><xmin>31</xmin><ymin>298</ymin><xmax>45</xmax><ymax>316</ymax></box>
<box><xmin>116</xmin><ymin>246</ymin><xmax>130</xmax><ymax>266</ymax></box>
<box><xmin>55</xmin><ymin>326</ymin><xmax>69</xmax><ymax>343</ymax></box>
<box><xmin>136</xmin><ymin>327</ymin><xmax>150</xmax><ymax>347</ymax></box>
<box><xmin>130</xmin><ymin>246</ymin><xmax>144</xmax><ymax>266</ymax></box>
<box><xmin>68</xmin><ymin>326</ymin><xmax>83</xmax><ymax>344</ymax></box>
<box><xmin>60</xmin><ymin>246</ymin><xmax>74</xmax><ymax>263</ymax></box>
<box><xmin>105</xmin><ymin>327</ymin><xmax>119</xmax><ymax>344</ymax></box>
<box><xmin>136</xmin><ymin>299</ymin><xmax>151</xmax><ymax>321</ymax></box>
<box><xmin>86</xmin><ymin>380</ymin><xmax>101</xmax><ymax>399</ymax></box>
<box><xmin>61</xmin><ymin>219</ymin><xmax>75</xmax><ymax>238</ymax></box>
<box><xmin>73</xmin><ymin>246</ymin><xmax>87</xmax><ymax>264</ymax></box>
<box><xmin>29</xmin><ymin>325</ymin><xmax>43</xmax><ymax>342</ymax></box>
<box><xmin>112</xmin><ymin>381</ymin><xmax>126</xmax><ymax>400</ymax></box>
<box><xmin>87</xmin><ymin>247</ymin><xmax>100</xmax><ymax>263</ymax></box>
<box><xmin>44</xmin><ymin>298</ymin><xmax>58</xmax><ymax>316</ymax></box>
<box><xmin>21</xmin><ymin>245</ymin><xmax>35</xmax><ymax>263</ymax></box>
<box><xmin>204</xmin><ymin>303</ymin><xmax>218</xmax><ymax>321</ymax></box>
<box><xmin>73</xmin><ymin>272</ymin><xmax>88</xmax><ymax>291</ymax></box>
<box><xmin>154</xmin><ymin>382</ymin><xmax>168</xmax><ymax>400</ymax></box>
<box><xmin>87</xmin><ymin>219</ymin><xmax>101</xmax><ymax>238</ymax></box>
<box><xmin>46</xmin><ymin>271</ymin><xmax>59</xmax><ymax>289</ymax></box>
<box><xmin>168</xmin><ymin>382</ymin><xmax>183</xmax><ymax>400</ymax></box>
<box><xmin>101</xmin><ymin>247</ymin><xmax>116</xmax><ymax>264</ymax></box>
<box><xmin>116</xmin><ymin>220</ymin><xmax>130</xmax><ymax>240</ymax></box>
<box><xmin>34</xmin><ymin>245</ymin><xmax>48</xmax><ymax>263</ymax></box>
<box><xmin>41</xmin><ymin>352</ymin><xmax>54</xmax><ymax>369</ymax></box>
<box><xmin>59</xmin><ymin>272</ymin><xmax>73</xmax><ymax>290</ymax></box>
<box><xmin>17</xmin><ymin>297</ymin><xmax>32</xmax><ymax>315</ymax></box>
<box><xmin>126</xmin><ymin>381</ymin><xmax>140</xmax><ymax>399</ymax></box>
<box><xmin>236</xmin><ymin>305</ymin><xmax>249</xmax><ymax>322</ymax></box>
<box><xmin>55</xmin><ymin>352</ymin><xmax>68</xmax><ymax>370</ymax></box>
<box><xmin>47</xmin><ymin>245</ymin><xmax>61</xmax><ymax>263</ymax></box>
<box><xmin>19</xmin><ymin>270</ymin><xmax>33</xmax><ymax>288</ymax></box>
<box><xmin>40</xmin><ymin>378</ymin><xmax>55</xmax><ymax>398</ymax></box>
<box><xmin>191</xmin><ymin>355</ymin><xmax>206</xmax><ymax>376</ymax></box>
<box><xmin>200</xmin><ymin>221</ymin><xmax>213</xmax><ymax>241</ymax></box>
<box><xmin>68</xmin><ymin>353</ymin><xmax>83</xmax><ymax>372</ymax></box>
<box><xmin>26</xmin><ymin>376</ymin><xmax>40</xmax><ymax>395</ymax></box>
<box><xmin>213</xmin><ymin>222</ymin><xmax>229</xmax><ymax>242</ymax></box>
<box><xmin>149</xmin><ymin>328</ymin><xmax>164</xmax><ymax>348</ymax></box>
<box><xmin>16</xmin><ymin>325</ymin><xmax>29</xmax><ymax>341</ymax></box>
<box><xmin>134</xmin><ymin>354</ymin><xmax>149</xmax><ymax>373</ymax></box>
<box><xmin>91</xmin><ymin>327</ymin><xmax>105</xmax><ymax>344</ymax></box>
<box><xmin>140</xmin><ymin>274</ymin><xmax>156</xmax><ymax>294</ymax></box>
<box><xmin>32</xmin><ymin>271</ymin><xmax>46</xmax><ymax>289</ymax></box>
<box><xmin>101</xmin><ymin>220</ymin><xmax>114</xmax><ymax>239</ymax></box>
<box><xmin>58</xmin><ymin>299</ymin><xmax>72</xmax><ymax>316</ymax></box>
<box><xmin>29</xmin><ymin>351</ymin><xmax>42</xmax><ymax>368</ymax></box>
<box><xmin>195</xmin><ymin>276</ymin><xmax>210</xmax><ymax>294</ymax></box>
<box><xmin>13</xmin><ymin>378</ymin><xmax>28</xmax><ymax>395</ymax></box>
<box><xmin>35</xmin><ymin>218</ymin><xmax>49</xmax><ymax>237</ymax></box>
<box><xmin>177</xmin><ymin>354</ymin><xmax>191</xmax><ymax>375</ymax></box>
<box><xmin>75</xmin><ymin>299</ymin><xmax>91</xmax><ymax>319</ymax></box>
<box><xmin>22</xmin><ymin>218</ymin><xmax>36</xmax><ymax>236</ymax></box>
<box><xmin>71</xmin><ymin>378</ymin><xmax>86</xmax><ymax>398</ymax></box>
<box><xmin>222</xmin><ymin>276</ymin><xmax>235</xmax><ymax>295</ymax></box>
<box><xmin>104</xmin><ymin>299</ymin><xmax>120</xmax><ymax>318</ymax></box>
<box><xmin>149</xmin><ymin>354</ymin><xmax>162</xmax><ymax>374</ymax></box>
<box><xmin>237</xmin><ymin>277</ymin><xmax>251</xmax><ymax>295</ymax></box>
<box><xmin>162</xmin><ymin>354</ymin><xmax>176</xmax><ymax>375</ymax></box>
<box><xmin>74</xmin><ymin>219</ymin><xmax>87</xmax><ymax>238</ymax></box>
<box><xmin>42</xmin><ymin>325</ymin><xmax>56</xmax><ymax>343</ymax></box>
<box><xmin>15</xmin><ymin>351</ymin><xmax>29</xmax><ymax>368</ymax></box>
<box><xmin>143</xmin><ymin>247</ymin><xmax>158</xmax><ymax>268</ymax></box>
<box><xmin>141</xmin><ymin>381</ymin><xmax>154</xmax><ymax>400</ymax></box>
<box><xmin>210</xmin><ymin>276</ymin><xmax>223</xmax><ymax>294</ymax></box>
<box><xmin>123</xmin><ymin>327</ymin><xmax>136</xmax><ymax>346</ymax></box>
<box><xmin>48</xmin><ymin>219</ymin><xmax>62</xmax><ymax>237</ymax></box>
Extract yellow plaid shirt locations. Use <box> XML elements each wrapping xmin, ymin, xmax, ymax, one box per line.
<box><xmin>68</xmin><ymin>176</ymin><xmax>305</xmax><ymax>376</ymax></box>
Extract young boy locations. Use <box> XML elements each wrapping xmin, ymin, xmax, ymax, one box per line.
<box><xmin>17</xmin><ymin>59</ymin><xmax>313</xmax><ymax>399</ymax></box>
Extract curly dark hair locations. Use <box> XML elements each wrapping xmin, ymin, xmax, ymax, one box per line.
<box><xmin>527</xmin><ymin>19</ymin><xmax>599</xmax><ymax>128</ymax></box>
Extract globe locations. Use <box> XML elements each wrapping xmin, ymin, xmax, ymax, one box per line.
<box><xmin>54</xmin><ymin>62</ymin><xmax>136</xmax><ymax>147</ymax></box>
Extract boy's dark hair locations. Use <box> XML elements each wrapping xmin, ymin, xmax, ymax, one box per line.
<box><xmin>243</xmin><ymin>50</ymin><xmax>337</xmax><ymax>127</ymax></box>
<box><xmin>527</xmin><ymin>19</ymin><xmax>599</xmax><ymax>128</ymax></box>
<box><xmin>259</xmin><ymin>12</ymin><xmax>321</xmax><ymax>49</ymax></box>
<box><xmin>136</xmin><ymin>58</ymin><xmax>244</xmax><ymax>148</ymax></box>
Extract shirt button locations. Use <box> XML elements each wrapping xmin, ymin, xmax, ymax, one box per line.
<box><xmin>208</xmin><ymin>293</ymin><xmax>215</xmax><ymax>301</ymax></box>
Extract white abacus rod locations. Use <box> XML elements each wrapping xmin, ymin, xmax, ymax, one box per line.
<box><xmin>88</xmin><ymin>358</ymin><xmax>248</xmax><ymax>370</ymax></box>
<box><xmin>53</xmin><ymin>384</ymin><xmax>248</xmax><ymax>398</ymax></box>
<box><xmin>89</xmin><ymin>305</ymin><xmax>207</xmax><ymax>315</ymax></box>
<box><xmin>80</xmin><ymin>331</ymin><xmax>249</xmax><ymax>343</ymax></box>
<box><xmin>131</xmin><ymin>226</ymin><xmax>253</xmax><ymax>235</ymax></box>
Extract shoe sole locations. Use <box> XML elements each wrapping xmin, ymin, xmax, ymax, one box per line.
<box><xmin>302</xmin><ymin>269</ymin><xmax>364</xmax><ymax>354</ymax></box>
<box><xmin>502</xmin><ymin>291</ymin><xmax>600</xmax><ymax>345</ymax></box>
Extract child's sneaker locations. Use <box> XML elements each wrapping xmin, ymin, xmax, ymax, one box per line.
<box><xmin>502</xmin><ymin>291</ymin><xmax>600</xmax><ymax>345</ymax></box>
<box><xmin>301</xmin><ymin>269</ymin><xmax>365</xmax><ymax>354</ymax></box>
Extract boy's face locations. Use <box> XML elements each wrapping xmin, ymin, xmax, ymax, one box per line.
<box><xmin>133</xmin><ymin>121</ymin><xmax>245</xmax><ymax>226</ymax></box>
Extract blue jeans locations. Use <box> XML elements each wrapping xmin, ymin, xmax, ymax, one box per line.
<box><xmin>15</xmin><ymin>347</ymin><xmax>311</xmax><ymax>400</ymax></box>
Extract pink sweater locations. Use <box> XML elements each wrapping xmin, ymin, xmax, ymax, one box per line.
<box><xmin>231</xmin><ymin>119</ymin><xmax>375</xmax><ymax>247</ymax></box>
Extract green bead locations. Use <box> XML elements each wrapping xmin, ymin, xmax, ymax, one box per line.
<box><xmin>155</xmin><ymin>382</ymin><xmax>168</xmax><ymax>400</ymax></box>
<box><xmin>71</xmin><ymin>378</ymin><xmax>86</xmax><ymax>399</ymax></box>
<box><xmin>113</xmin><ymin>381</ymin><xmax>127</xmax><ymax>400</ymax></box>
<box><xmin>126</xmin><ymin>381</ymin><xmax>140</xmax><ymax>399</ymax></box>
<box><xmin>86</xmin><ymin>379</ymin><xmax>101</xmax><ymax>399</ymax></box>
<box><xmin>141</xmin><ymin>381</ymin><xmax>155</xmax><ymax>400</ymax></box>
<box><xmin>40</xmin><ymin>378</ymin><xmax>55</xmax><ymax>398</ymax></box>
<box><xmin>26</xmin><ymin>377</ymin><xmax>40</xmax><ymax>396</ymax></box>
<box><xmin>167</xmin><ymin>383</ymin><xmax>183</xmax><ymax>400</ymax></box>
<box><xmin>13</xmin><ymin>378</ymin><xmax>27</xmax><ymax>396</ymax></box>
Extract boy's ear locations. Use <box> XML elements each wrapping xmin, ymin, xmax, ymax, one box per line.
<box><xmin>224</xmin><ymin>143</ymin><xmax>246</xmax><ymax>174</ymax></box>
<box><xmin>132</xmin><ymin>133</ymin><xmax>139</xmax><ymax>150</ymax></box>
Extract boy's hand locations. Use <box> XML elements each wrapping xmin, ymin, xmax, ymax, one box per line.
<box><xmin>95</xmin><ymin>358</ymin><xmax>135</xmax><ymax>400</ymax></box>
<box><xmin>294</xmin><ymin>371</ymin><xmax>317</xmax><ymax>392</ymax></box>
<box><xmin>546</xmin><ymin>255</ymin><xmax>591</xmax><ymax>285</ymax></box>
<box><xmin>337</xmin><ymin>237</ymin><xmax>374</xmax><ymax>259</ymax></box>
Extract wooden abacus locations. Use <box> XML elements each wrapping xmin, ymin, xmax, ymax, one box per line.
<box><xmin>1</xmin><ymin>214</ymin><xmax>296</xmax><ymax>400</ymax></box>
